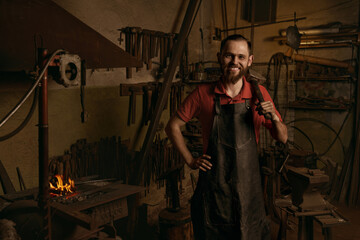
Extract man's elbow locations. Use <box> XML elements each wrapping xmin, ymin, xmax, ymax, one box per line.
<box><xmin>278</xmin><ymin>134</ymin><xmax>288</xmax><ymax>144</ymax></box>
<box><xmin>165</xmin><ymin>117</ymin><xmax>178</xmax><ymax>137</ymax></box>
<box><xmin>277</xmin><ymin>127</ymin><xmax>288</xmax><ymax>144</ymax></box>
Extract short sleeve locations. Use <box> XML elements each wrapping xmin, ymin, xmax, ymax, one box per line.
<box><xmin>176</xmin><ymin>86</ymin><xmax>201</xmax><ymax>122</ymax></box>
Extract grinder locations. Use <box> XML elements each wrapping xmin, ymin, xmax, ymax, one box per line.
<box><xmin>246</xmin><ymin>69</ymin><xmax>272</xmax><ymax>120</ymax></box>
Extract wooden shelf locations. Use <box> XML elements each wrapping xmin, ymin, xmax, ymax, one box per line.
<box><xmin>185</xmin><ymin>80</ymin><xmax>218</xmax><ymax>84</ymax></box>
<box><xmin>289</xmin><ymin>101</ymin><xmax>351</xmax><ymax>111</ymax></box>
<box><xmin>293</xmin><ymin>76</ymin><xmax>351</xmax><ymax>81</ymax></box>
<box><xmin>183</xmin><ymin>132</ymin><xmax>202</xmax><ymax>137</ymax></box>
<box><xmin>273</xmin><ymin>32</ymin><xmax>359</xmax><ymax>49</ymax></box>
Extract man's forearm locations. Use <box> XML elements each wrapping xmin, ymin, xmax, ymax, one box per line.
<box><xmin>271</xmin><ymin>119</ymin><xmax>288</xmax><ymax>144</ymax></box>
<box><xmin>165</xmin><ymin>118</ymin><xmax>194</xmax><ymax>167</ymax></box>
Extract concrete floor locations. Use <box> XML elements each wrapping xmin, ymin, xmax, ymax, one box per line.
<box><xmin>283</xmin><ymin>202</ymin><xmax>360</xmax><ymax>240</ymax></box>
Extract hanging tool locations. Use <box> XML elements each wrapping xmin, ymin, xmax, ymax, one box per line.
<box><xmin>199</xmin><ymin>28</ymin><xmax>204</xmax><ymax>63</ymax></box>
<box><xmin>128</xmin><ymin>87</ymin><xmax>137</xmax><ymax>125</ymax></box>
<box><xmin>286</xmin><ymin>12</ymin><xmax>301</xmax><ymax>50</ymax></box>
<box><xmin>142</xmin><ymin>85</ymin><xmax>153</xmax><ymax>125</ymax></box>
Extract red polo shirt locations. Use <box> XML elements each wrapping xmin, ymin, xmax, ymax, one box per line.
<box><xmin>177</xmin><ymin>77</ymin><xmax>282</xmax><ymax>153</ymax></box>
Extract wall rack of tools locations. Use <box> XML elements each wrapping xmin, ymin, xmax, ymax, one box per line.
<box><xmin>48</xmin><ymin>135</ymin><xmax>184</xmax><ymax>195</ymax></box>
<box><xmin>120</xmin><ymin>81</ymin><xmax>184</xmax><ymax>126</ymax></box>
<box><xmin>282</xmin><ymin>30</ymin><xmax>358</xmax><ymax>111</ymax></box>
<box><xmin>118</xmin><ymin>27</ymin><xmax>183</xmax><ymax>79</ymax></box>
<box><xmin>273</xmin><ymin>31</ymin><xmax>359</xmax><ymax>49</ymax></box>
<box><xmin>288</xmin><ymin>62</ymin><xmax>354</xmax><ymax>111</ymax></box>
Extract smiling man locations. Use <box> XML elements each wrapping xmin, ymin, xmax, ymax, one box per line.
<box><xmin>165</xmin><ymin>34</ymin><xmax>287</xmax><ymax>239</ymax></box>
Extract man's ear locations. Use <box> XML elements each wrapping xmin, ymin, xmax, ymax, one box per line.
<box><xmin>248</xmin><ymin>55</ymin><xmax>254</xmax><ymax>67</ymax></box>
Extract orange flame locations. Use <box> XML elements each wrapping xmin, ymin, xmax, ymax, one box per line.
<box><xmin>49</xmin><ymin>175</ymin><xmax>76</xmax><ymax>197</ymax></box>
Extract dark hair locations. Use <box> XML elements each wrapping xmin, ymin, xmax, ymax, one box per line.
<box><xmin>220</xmin><ymin>34</ymin><xmax>252</xmax><ymax>53</ymax></box>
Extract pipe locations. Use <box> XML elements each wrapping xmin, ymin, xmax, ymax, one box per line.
<box><xmin>38</xmin><ymin>48</ymin><xmax>51</xmax><ymax>240</ymax></box>
<box><xmin>0</xmin><ymin>49</ymin><xmax>64</xmax><ymax>129</ymax></box>
<box><xmin>219</xmin><ymin>17</ymin><xmax>306</xmax><ymax>32</ymax></box>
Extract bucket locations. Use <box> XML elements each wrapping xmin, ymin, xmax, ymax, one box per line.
<box><xmin>158</xmin><ymin>207</ymin><xmax>193</xmax><ymax>240</ymax></box>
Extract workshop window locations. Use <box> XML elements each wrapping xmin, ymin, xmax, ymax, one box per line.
<box><xmin>242</xmin><ymin>0</ymin><xmax>277</xmax><ymax>24</ymax></box>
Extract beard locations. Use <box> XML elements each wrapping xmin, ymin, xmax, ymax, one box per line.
<box><xmin>222</xmin><ymin>64</ymin><xmax>249</xmax><ymax>84</ymax></box>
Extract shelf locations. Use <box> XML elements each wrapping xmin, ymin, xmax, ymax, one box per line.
<box><xmin>185</xmin><ymin>80</ymin><xmax>218</xmax><ymax>84</ymax></box>
<box><xmin>273</xmin><ymin>32</ymin><xmax>359</xmax><ymax>49</ymax></box>
<box><xmin>289</xmin><ymin>101</ymin><xmax>351</xmax><ymax>111</ymax></box>
<box><xmin>182</xmin><ymin>132</ymin><xmax>202</xmax><ymax>138</ymax></box>
<box><xmin>293</xmin><ymin>76</ymin><xmax>351</xmax><ymax>81</ymax></box>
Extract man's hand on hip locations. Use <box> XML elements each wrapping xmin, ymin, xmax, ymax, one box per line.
<box><xmin>190</xmin><ymin>154</ymin><xmax>212</xmax><ymax>171</ymax></box>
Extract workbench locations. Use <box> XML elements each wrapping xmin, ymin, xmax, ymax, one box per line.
<box><xmin>278</xmin><ymin>205</ymin><xmax>349</xmax><ymax>240</ymax></box>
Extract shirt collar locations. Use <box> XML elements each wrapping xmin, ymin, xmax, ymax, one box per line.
<box><xmin>214</xmin><ymin>76</ymin><xmax>253</xmax><ymax>99</ymax></box>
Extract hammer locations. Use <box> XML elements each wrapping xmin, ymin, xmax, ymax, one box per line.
<box><xmin>246</xmin><ymin>69</ymin><xmax>272</xmax><ymax>120</ymax></box>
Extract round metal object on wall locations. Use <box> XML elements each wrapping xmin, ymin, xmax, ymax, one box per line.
<box><xmin>286</xmin><ymin>25</ymin><xmax>301</xmax><ymax>50</ymax></box>
<box><xmin>59</xmin><ymin>53</ymin><xmax>81</xmax><ymax>87</ymax></box>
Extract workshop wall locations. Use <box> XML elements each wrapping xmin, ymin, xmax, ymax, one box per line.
<box><xmin>0</xmin><ymin>0</ymin><xmax>358</xmax><ymax>234</ymax></box>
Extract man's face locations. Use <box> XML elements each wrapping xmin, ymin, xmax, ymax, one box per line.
<box><xmin>217</xmin><ymin>40</ymin><xmax>253</xmax><ymax>84</ymax></box>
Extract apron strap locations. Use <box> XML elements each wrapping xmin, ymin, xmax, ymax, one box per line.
<box><xmin>245</xmin><ymin>99</ymin><xmax>251</xmax><ymax>110</ymax></box>
<box><xmin>214</xmin><ymin>96</ymin><xmax>221</xmax><ymax>115</ymax></box>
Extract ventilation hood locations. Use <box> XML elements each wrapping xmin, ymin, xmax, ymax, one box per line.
<box><xmin>0</xmin><ymin>0</ymin><xmax>142</xmax><ymax>72</ymax></box>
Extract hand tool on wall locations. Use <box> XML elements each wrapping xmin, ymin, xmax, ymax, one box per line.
<box><xmin>125</xmin><ymin>27</ymin><xmax>133</xmax><ymax>78</ymax></box>
<box><xmin>246</xmin><ymin>69</ymin><xmax>272</xmax><ymax>120</ymax></box>
<box><xmin>145</xmin><ymin>30</ymin><xmax>156</xmax><ymax>70</ymax></box>
<box><xmin>142</xmin><ymin>85</ymin><xmax>153</xmax><ymax>126</ymax></box>
<box><xmin>120</xmin><ymin>27</ymin><xmax>143</xmax><ymax>78</ymax></box>
<box><xmin>155</xmin><ymin>31</ymin><xmax>161</xmax><ymax>58</ymax></box>
<box><xmin>128</xmin><ymin>87</ymin><xmax>137</xmax><ymax>125</ymax></box>
<box><xmin>149</xmin><ymin>32</ymin><xmax>156</xmax><ymax>61</ymax></box>
<box><xmin>160</xmin><ymin>34</ymin><xmax>165</xmax><ymax>67</ymax></box>
<box><xmin>135</xmin><ymin>27</ymin><xmax>143</xmax><ymax>72</ymax></box>
<box><xmin>142</xmin><ymin>30</ymin><xmax>148</xmax><ymax>68</ymax></box>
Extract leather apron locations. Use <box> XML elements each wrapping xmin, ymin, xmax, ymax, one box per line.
<box><xmin>191</xmin><ymin>96</ymin><xmax>270</xmax><ymax>240</ymax></box>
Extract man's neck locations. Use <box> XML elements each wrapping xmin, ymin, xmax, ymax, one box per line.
<box><xmin>223</xmin><ymin>77</ymin><xmax>243</xmax><ymax>98</ymax></box>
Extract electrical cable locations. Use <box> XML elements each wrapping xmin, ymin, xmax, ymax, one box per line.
<box><xmin>286</xmin><ymin>118</ymin><xmax>346</xmax><ymax>157</ymax></box>
<box><xmin>0</xmin><ymin>49</ymin><xmax>65</xmax><ymax>130</ymax></box>
<box><xmin>0</xmin><ymin>86</ymin><xmax>39</xmax><ymax>142</ymax></box>
<box><xmin>318</xmin><ymin>108</ymin><xmax>351</xmax><ymax>157</ymax></box>
<box><xmin>290</xmin><ymin>125</ymin><xmax>315</xmax><ymax>152</ymax></box>
<box><xmin>287</xmin><ymin>140</ymin><xmax>304</xmax><ymax>150</ymax></box>
<box><xmin>266</xmin><ymin>52</ymin><xmax>289</xmax><ymax>120</ymax></box>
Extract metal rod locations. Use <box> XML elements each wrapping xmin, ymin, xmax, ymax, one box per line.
<box><xmin>250</xmin><ymin>0</ymin><xmax>255</xmax><ymax>55</ymax></box>
<box><xmin>219</xmin><ymin>17</ymin><xmax>307</xmax><ymax>33</ymax></box>
<box><xmin>133</xmin><ymin>0</ymin><xmax>201</xmax><ymax>184</ymax></box>
<box><xmin>38</xmin><ymin>48</ymin><xmax>51</xmax><ymax>240</ymax></box>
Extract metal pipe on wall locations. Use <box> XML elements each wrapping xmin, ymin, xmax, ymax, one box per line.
<box><xmin>38</xmin><ymin>48</ymin><xmax>52</xmax><ymax>240</ymax></box>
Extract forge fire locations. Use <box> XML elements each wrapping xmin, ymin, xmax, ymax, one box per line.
<box><xmin>49</xmin><ymin>175</ymin><xmax>76</xmax><ymax>197</ymax></box>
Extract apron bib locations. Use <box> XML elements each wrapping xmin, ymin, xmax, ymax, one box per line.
<box><xmin>191</xmin><ymin>96</ymin><xmax>270</xmax><ymax>240</ymax></box>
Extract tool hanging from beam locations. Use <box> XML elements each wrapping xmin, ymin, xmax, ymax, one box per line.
<box><xmin>118</xmin><ymin>27</ymin><xmax>178</xmax><ymax>79</ymax></box>
<box><xmin>120</xmin><ymin>82</ymin><xmax>183</xmax><ymax>126</ymax></box>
